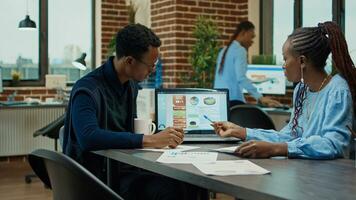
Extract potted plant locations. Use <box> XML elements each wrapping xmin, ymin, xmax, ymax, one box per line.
<box><xmin>11</xmin><ymin>70</ymin><xmax>21</xmax><ymax>86</ymax></box>
<box><xmin>188</xmin><ymin>16</ymin><xmax>220</xmax><ymax>88</ymax></box>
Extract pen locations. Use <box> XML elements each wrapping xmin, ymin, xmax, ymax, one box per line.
<box><xmin>203</xmin><ymin>115</ymin><xmax>214</xmax><ymax>123</ymax></box>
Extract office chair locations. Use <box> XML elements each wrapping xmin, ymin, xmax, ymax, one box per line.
<box><xmin>29</xmin><ymin>149</ymin><xmax>123</xmax><ymax>200</ymax></box>
<box><xmin>349</xmin><ymin>118</ymin><xmax>356</xmax><ymax>160</ymax></box>
<box><xmin>229</xmin><ymin>104</ymin><xmax>276</xmax><ymax>130</ymax></box>
<box><xmin>25</xmin><ymin>114</ymin><xmax>65</xmax><ymax>184</ymax></box>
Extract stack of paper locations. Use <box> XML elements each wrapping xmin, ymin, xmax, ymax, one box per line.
<box><xmin>212</xmin><ymin>146</ymin><xmax>240</xmax><ymax>154</ymax></box>
<box><xmin>157</xmin><ymin>151</ymin><xmax>218</xmax><ymax>164</ymax></box>
<box><xmin>193</xmin><ymin>160</ymin><xmax>270</xmax><ymax>176</ymax></box>
<box><xmin>140</xmin><ymin>145</ymin><xmax>200</xmax><ymax>152</ymax></box>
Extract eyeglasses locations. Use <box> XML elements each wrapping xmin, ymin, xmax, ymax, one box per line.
<box><xmin>135</xmin><ymin>58</ymin><xmax>159</xmax><ymax>71</ymax></box>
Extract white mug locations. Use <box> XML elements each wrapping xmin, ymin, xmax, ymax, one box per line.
<box><xmin>134</xmin><ymin>118</ymin><xmax>156</xmax><ymax>135</ymax></box>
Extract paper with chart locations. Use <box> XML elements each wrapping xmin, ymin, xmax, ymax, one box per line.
<box><xmin>212</xmin><ymin>146</ymin><xmax>240</xmax><ymax>153</ymax></box>
<box><xmin>140</xmin><ymin>145</ymin><xmax>200</xmax><ymax>152</ymax></box>
<box><xmin>193</xmin><ymin>160</ymin><xmax>270</xmax><ymax>176</ymax></box>
<box><xmin>157</xmin><ymin>151</ymin><xmax>218</xmax><ymax>164</ymax></box>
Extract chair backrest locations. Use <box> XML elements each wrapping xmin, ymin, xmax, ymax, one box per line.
<box><xmin>59</xmin><ymin>126</ymin><xmax>64</xmax><ymax>149</ymax></box>
<box><xmin>349</xmin><ymin>118</ymin><xmax>356</xmax><ymax>159</ymax></box>
<box><xmin>28</xmin><ymin>149</ymin><xmax>123</xmax><ymax>200</ymax></box>
<box><xmin>230</xmin><ymin>105</ymin><xmax>276</xmax><ymax>130</ymax></box>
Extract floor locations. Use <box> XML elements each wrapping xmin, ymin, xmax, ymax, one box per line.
<box><xmin>0</xmin><ymin>158</ymin><xmax>52</xmax><ymax>200</ymax></box>
<box><xmin>0</xmin><ymin>158</ymin><xmax>233</xmax><ymax>200</ymax></box>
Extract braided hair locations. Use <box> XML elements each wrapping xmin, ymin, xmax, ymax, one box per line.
<box><xmin>218</xmin><ymin>21</ymin><xmax>255</xmax><ymax>74</ymax></box>
<box><xmin>288</xmin><ymin>21</ymin><xmax>356</xmax><ymax>136</ymax></box>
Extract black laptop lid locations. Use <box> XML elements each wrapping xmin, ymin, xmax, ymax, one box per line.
<box><xmin>155</xmin><ymin>88</ymin><xmax>229</xmax><ymax>134</ymax></box>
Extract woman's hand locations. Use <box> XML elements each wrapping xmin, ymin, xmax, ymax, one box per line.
<box><xmin>211</xmin><ymin>121</ymin><xmax>246</xmax><ymax>140</ymax></box>
<box><xmin>235</xmin><ymin>141</ymin><xmax>288</xmax><ymax>158</ymax></box>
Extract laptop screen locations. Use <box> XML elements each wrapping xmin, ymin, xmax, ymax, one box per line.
<box><xmin>155</xmin><ymin>89</ymin><xmax>229</xmax><ymax>132</ymax></box>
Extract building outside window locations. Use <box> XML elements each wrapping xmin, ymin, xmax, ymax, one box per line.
<box><xmin>0</xmin><ymin>0</ymin><xmax>94</xmax><ymax>85</ymax></box>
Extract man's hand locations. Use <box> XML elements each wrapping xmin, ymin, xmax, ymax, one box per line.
<box><xmin>142</xmin><ymin>127</ymin><xmax>184</xmax><ymax>149</ymax></box>
<box><xmin>211</xmin><ymin>121</ymin><xmax>246</xmax><ymax>140</ymax></box>
<box><xmin>235</xmin><ymin>141</ymin><xmax>287</xmax><ymax>158</ymax></box>
<box><xmin>258</xmin><ymin>96</ymin><xmax>282</xmax><ymax>107</ymax></box>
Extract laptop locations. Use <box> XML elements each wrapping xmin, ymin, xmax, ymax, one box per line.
<box><xmin>155</xmin><ymin>88</ymin><xmax>239</xmax><ymax>142</ymax></box>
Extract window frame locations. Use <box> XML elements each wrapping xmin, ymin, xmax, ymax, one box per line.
<box><xmin>260</xmin><ymin>0</ymin><xmax>345</xmax><ymax>88</ymax></box>
<box><xmin>261</xmin><ymin>0</ymin><xmax>345</xmax><ymax>55</ymax></box>
<box><xmin>3</xmin><ymin>0</ymin><xmax>95</xmax><ymax>87</ymax></box>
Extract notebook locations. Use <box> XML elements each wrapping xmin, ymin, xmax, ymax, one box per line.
<box><xmin>155</xmin><ymin>88</ymin><xmax>239</xmax><ymax>142</ymax></box>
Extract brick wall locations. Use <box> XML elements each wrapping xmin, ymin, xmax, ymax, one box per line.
<box><xmin>0</xmin><ymin>87</ymin><xmax>57</xmax><ymax>102</ymax></box>
<box><xmin>101</xmin><ymin>0</ymin><xmax>129</xmax><ymax>62</ymax></box>
<box><xmin>151</xmin><ymin>0</ymin><xmax>248</xmax><ymax>88</ymax></box>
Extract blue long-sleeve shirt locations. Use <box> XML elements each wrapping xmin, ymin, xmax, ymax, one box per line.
<box><xmin>71</xmin><ymin>92</ymin><xmax>143</xmax><ymax>152</ymax></box>
<box><xmin>214</xmin><ymin>41</ymin><xmax>262</xmax><ymax>102</ymax></box>
<box><xmin>246</xmin><ymin>74</ymin><xmax>353</xmax><ymax>159</ymax></box>
<box><xmin>63</xmin><ymin>57</ymin><xmax>143</xmax><ymax>164</ymax></box>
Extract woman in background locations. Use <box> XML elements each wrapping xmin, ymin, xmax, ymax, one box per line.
<box><xmin>214</xmin><ymin>21</ymin><xmax>281</xmax><ymax>107</ymax></box>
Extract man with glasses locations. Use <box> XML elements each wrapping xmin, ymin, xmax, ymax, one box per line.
<box><xmin>63</xmin><ymin>24</ymin><xmax>194</xmax><ymax>200</ymax></box>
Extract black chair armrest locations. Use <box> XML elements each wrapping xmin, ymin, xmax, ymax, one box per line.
<box><xmin>33</xmin><ymin>114</ymin><xmax>65</xmax><ymax>139</ymax></box>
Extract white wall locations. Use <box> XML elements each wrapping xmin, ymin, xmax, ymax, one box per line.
<box><xmin>95</xmin><ymin>0</ymin><xmax>102</xmax><ymax>66</ymax></box>
<box><xmin>126</xmin><ymin>0</ymin><xmax>151</xmax><ymax>27</ymax></box>
<box><xmin>248</xmin><ymin>0</ymin><xmax>260</xmax><ymax>63</ymax></box>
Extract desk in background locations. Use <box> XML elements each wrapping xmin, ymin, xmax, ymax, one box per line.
<box><xmin>0</xmin><ymin>103</ymin><xmax>66</xmax><ymax>156</ymax></box>
<box><xmin>95</xmin><ymin>144</ymin><xmax>356</xmax><ymax>200</ymax></box>
<box><xmin>262</xmin><ymin>107</ymin><xmax>291</xmax><ymax>130</ymax></box>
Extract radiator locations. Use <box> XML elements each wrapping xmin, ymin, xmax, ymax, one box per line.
<box><xmin>0</xmin><ymin>106</ymin><xmax>65</xmax><ymax>156</ymax></box>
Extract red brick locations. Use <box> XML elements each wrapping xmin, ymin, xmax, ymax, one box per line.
<box><xmin>203</xmin><ymin>8</ymin><xmax>216</xmax><ymax>14</ymax></box>
<box><xmin>16</xmin><ymin>90</ymin><xmax>31</xmax><ymax>95</ymax></box>
<box><xmin>47</xmin><ymin>89</ymin><xmax>57</xmax><ymax>94</ymax></box>
<box><xmin>183</xmin><ymin>0</ymin><xmax>197</xmax><ymax>6</ymax></box>
<box><xmin>14</xmin><ymin>96</ymin><xmax>25</xmax><ymax>101</ymax></box>
<box><xmin>212</xmin><ymin>3</ymin><xmax>224</xmax><ymax>8</ymax></box>
<box><xmin>190</xmin><ymin>7</ymin><xmax>203</xmax><ymax>13</ymax></box>
<box><xmin>2</xmin><ymin>90</ymin><xmax>16</xmax><ymax>95</ymax></box>
<box><xmin>199</xmin><ymin>2</ymin><xmax>211</xmax><ymax>7</ymax></box>
<box><xmin>176</xmin><ymin>6</ymin><xmax>188</xmax><ymax>12</ymax></box>
<box><xmin>31</xmin><ymin>89</ymin><xmax>47</xmax><ymax>95</ymax></box>
<box><xmin>238</xmin><ymin>4</ymin><xmax>248</xmax><ymax>10</ymax></box>
<box><xmin>231</xmin><ymin>10</ymin><xmax>248</xmax><ymax>15</ymax></box>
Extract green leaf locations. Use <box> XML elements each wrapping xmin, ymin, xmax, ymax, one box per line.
<box><xmin>189</xmin><ymin>16</ymin><xmax>220</xmax><ymax>88</ymax></box>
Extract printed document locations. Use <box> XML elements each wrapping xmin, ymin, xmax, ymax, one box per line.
<box><xmin>141</xmin><ymin>145</ymin><xmax>200</xmax><ymax>152</ymax></box>
<box><xmin>157</xmin><ymin>151</ymin><xmax>218</xmax><ymax>164</ymax></box>
<box><xmin>193</xmin><ymin>160</ymin><xmax>270</xmax><ymax>176</ymax></box>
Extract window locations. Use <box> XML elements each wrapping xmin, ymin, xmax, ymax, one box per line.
<box><xmin>345</xmin><ymin>0</ymin><xmax>356</xmax><ymax>63</ymax></box>
<box><xmin>266</xmin><ymin>0</ymin><xmax>353</xmax><ymax>85</ymax></box>
<box><xmin>302</xmin><ymin>0</ymin><xmax>332</xmax><ymax>27</ymax></box>
<box><xmin>0</xmin><ymin>0</ymin><xmax>94</xmax><ymax>86</ymax></box>
<box><xmin>0</xmin><ymin>0</ymin><xmax>39</xmax><ymax>80</ymax></box>
<box><xmin>273</xmin><ymin>0</ymin><xmax>294</xmax><ymax>65</ymax></box>
<box><xmin>48</xmin><ymin>0</ymin><xmax>93</xmax><ymax>83</ymax></box>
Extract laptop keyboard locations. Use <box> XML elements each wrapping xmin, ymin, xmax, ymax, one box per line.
<box><xmin>187</xmin><ymin>134</ymin><xmax>218</xmax><ymax>138</ymax></box>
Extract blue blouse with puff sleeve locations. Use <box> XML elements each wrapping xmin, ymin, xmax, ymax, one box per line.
<box><xmin>246</xmin><ymin>74</ymin><xmax>353</xmax><ymax>159</ymax></box>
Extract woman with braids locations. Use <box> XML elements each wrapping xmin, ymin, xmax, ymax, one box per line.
<box><xmin>212</xmin><ymin>21</ymin><xmax>355</xmax><ymax>159</ymax></box>
<box><xmin>214</xmin><ymin>21</ymin><xmax>281</xmax><ymax>107</ymax></box>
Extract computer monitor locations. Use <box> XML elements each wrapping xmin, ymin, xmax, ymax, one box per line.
<box><xmin>0</xmin><ymin>67</ymin><xmax>3</xmax><ymax>93</ymax></box>
<box><xmin>243</xmin><ymin>64</ymin><xmax>286</xmax><ymax>95</ymax></box>
<box><xmin>155</xmin><ymin>88</ymin><xmax>229</xmax><ymax>132</ymax></box>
